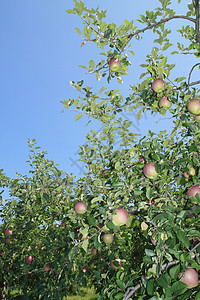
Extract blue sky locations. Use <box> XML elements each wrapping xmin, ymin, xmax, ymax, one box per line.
<box><xmin>0</xmin><ymin>0</ymin><xmax>199</xmax><ymax>182</ymax></box>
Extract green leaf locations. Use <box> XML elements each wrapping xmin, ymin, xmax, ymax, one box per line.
<box><xmin>169</xmin><ymin>264</ymin><xmax>180</xmax><ymax>279</ymax></box>
<box><xmin>75</xmin><ymin>27</ymin><xmax>82</xmax><ymax>36</ymax></box>
<box><xmin>147</xmin><ymin>278</ymin><xmax>155</xmax><ymax>295</ymax></box>
<box><xmin>87</xmin><ymin>215</ymin><xmax>96</xmax><ymax>226</ymax></box>
<box><xmin>195</xmin><ymin>292</ymin><xmax>200</xmax><ymax>299</ymax></box>
<box><xmin>89</xmin><ymin>60</ymin><xmax>95</xmax><ymax>70</ymax></box>
<box><xmin>146</xmin><ymin>187</ymin><xmax>153</xmax><ymax>199</ymax></box>
<box><xmin>177</xmin><ymin>231</ymin><xmax>190</xmax><ymax>248</ymax></box>
<box><xmin>116</xmin><ymin>279</ymin><xmax>125</xmax><ymax>290</ymax></box>
<box><xmin>65</xmin><ymin>9</ymin><xmax>76</xmax><ymax>14</ymax></box>
<box><xmin>145</xmin><ymin>249</ymin><xmax>155</xmax><ymax>257</ymax></box>
<box><xmin>81</xmin><ymin>239</ymin><xmax>88</xmax><ymax>252</ymax></box>
<box><xmin>96</xmin><ymin>71</ymin><xmax>102</xmax><ymax>81</ymax></box>
<box><xmin>74</xmin><ymin>113</ymin><xmax>83</xmax><ymax>121</ymax></box>
<box><xmin>117</xmin><ymin>77</ymin><xmax>123</xmax><ymax>84</ymax></box>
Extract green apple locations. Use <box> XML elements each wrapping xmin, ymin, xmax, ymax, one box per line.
<box><xmin>187</xmin><ymin>98</ymin><xmax>200</xmax><ymax>115</ymax></box>
<box><xmin>112</xmin><ymin>208</ymin><xmax>128</xmax><ymax>226</ymax></box>
<box><xmin>152</xmin><ymin>78</ymin><xmax>165</xmax><ymax>93</ymax></box>
<box><xmin>143</xmin><ymin>163</ymin><xmax>158</xmax><ymax>179</ymax></box>
<box><xmin>109</xmin><ymin>58</ymin><xmax>121</xmax><ymax>72</ymax></box>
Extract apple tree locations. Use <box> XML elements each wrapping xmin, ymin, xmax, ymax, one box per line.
<box><xmin>1</xmin><ymin>0</ymin><xmax>200</xmax><ymax>299</ymax></box>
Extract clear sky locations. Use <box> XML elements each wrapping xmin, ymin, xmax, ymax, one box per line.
<box><xmin>0</xmin><ymin>0</ymin><xmax>199</xmax><ymax>183</ymax></box>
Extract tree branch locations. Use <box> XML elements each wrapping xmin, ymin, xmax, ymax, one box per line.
<box><xmin>127</xmin><ymin>15</ymin><xmax>195</xmax><ymax>41</ymax></box>
<box><xmin>194</xmin><ymin>0</ymin><xmax>200</xmax><ymax>44</ymax></box>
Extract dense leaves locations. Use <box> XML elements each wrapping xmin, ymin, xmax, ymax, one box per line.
<box><xmin>1</xmin><ymin>0</ymin><xmax>200</xmax><ymax>299</ymax></box>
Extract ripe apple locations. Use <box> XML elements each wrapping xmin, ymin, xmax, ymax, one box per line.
<box><xmin>143</xmin><ymin>163</ymin><xmax>158</xmax><ymax>179</ymax></box>
<box><xmin>194</xmin><ymin>115</ymin><xmax>200</xmax><ymax>122</ymax></box>
<box><xmin>74</xmin><ymin>201</ymin><xmax>87</xmax><ymax>214</ymax></box>
<box><xmin>110</xmin><ymin>258</ymin><xmax>122</xmax><ymax>270</ymax></box>
<box><xmin>102</xmin><ymin>233</ymin><xmax>114</xmax><ymax>244</ymax></box>
<box><xmin>26</xmin><ymin>256</ymin><xmax>34</xmax><ymax>264</ymax></box>
<box><xmin>82</xmin><ymin>266</ymin><xmax>89</xmax><ymax>273</ymax></box>
<box><xmin>91</xmin><ymin>248</ymin><xmax>98</xmax><ymax>255</ymax></box>
<box><xmin>183</xmin><ymin>166</ymin><xmax>196</xmax><ymax>179</ymax></box>
<box><xmin>44</xmin><ymin>265</ymin><xmax>51</xmax><ymax>272</ymax></box>
<box><xmin>139</xmin><ymin>156</ymin><xmax>146</xmax><ymax>164</ymax></box>
<box><xmin>4</xmin><ymin>228</ymin><xmax>12</xmax><ymax>236</ymax></box>
<box><xmin>109</xmin><ymin>58</ymin><xmax>121</xmax><ymax>72</ymax></box>
<box><xmin>180</xmin><ymin>268</ymin><xmax>199</xmax><ymax>288</ymax></box>
<box><xmin>187</xmin><ymin>98</ymin><xmax>200</xmax><ymax>115</ymax></box>
<box><xmin>187</xmin><ymin>185</ymin><xmax>200</xmax><ymax>197</ymax></box>
<box><xmin>159</xmin><ymin>96</ymin><xmax>172</xmax><ymax>109</ymax></box>
<box><xmin>112</xmin><ymin>208</ymin><xmax>128</xmax><ymax>226</ymax></box>
<box><xmin>5</xmin><ymin>237</ymin><xmax>10</xmax><ymax>244</ymax></box>
<box><xmin>152</xmin><ymin>78</ymin><xmax>165</xmax><ymax>93</ymax></box>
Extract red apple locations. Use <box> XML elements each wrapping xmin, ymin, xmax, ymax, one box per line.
<box><xmin>91</xmin><ymin>248</ymin><xmax>98</xmax><ymax>255</ymax></box>
<box><xmin>187</xmin><ymin>98</ymin><xmax>200</xmax><ymax>115</ymax></box>
<box><xmin>74</xmin><ymin>201</ymin><xmax>87</xmax><ymax>214</ymax></box>
<box><xmin>82</xmin><ymin>266</ymin><xmax>89</xmax><ymax>273</ymax></box>
<box><xmin>26</xmin><ymin>256</ymin><xmax>34</xmax><ymax>264</ymax></box>
<box><xmin>180</xmin><ymin>268</ymin><xmax>199</xmax><ymax>288</ymax></box>
<box><xmin>159</xmin><ymin>96</ymin><xmax>172</xmax><ymax>109</ymax></box>
<box><xmin>5</xmin><ymin>237</ymin><xmax>10</xmax><ymax>244</ymax></box>
<box><xmin>112</xmin><ymin>208</ymin><xmax>128</xmax><ymax>226</ymax></box>
<box><xmin>4</xmin><ymin>228</ymin><xmax>12</xmax><ymax>236</ymax></box>
<box><xmin>102</xmin><ymin>233</ymin><xmax>114</xmax><ymax>244</ymax></box>
<box><xmin>110</xmin><ymin>258</ymin><xmax>122</xmax><ymax>270</ymax></box>
<box><xmin>187</xmin><ymin>185</ymin><xmax>200</xmax><ymax>197</ymax></box>
<box><xmin>152</xmin><ymin>78</ymin><xmax>165</xmax><ymax>93</ymax></box>
<box><xmin>44</xmin><ymin>265</ymin><xmax>51</xmax><ymax>272</ymax></box>
<box><xmin>109</xmin><ymin>58</ymin><xmax>121</xmax><ymax>72</ymax></box>
<box><xmin>143</xmin><ymin>163</ymin><xmax>158</xmax><ymax>179</ymax></box>
<box><xmin>139</xmin><ymin>156</ymin><xmax>146</xmax><ymax>164</ymax></box>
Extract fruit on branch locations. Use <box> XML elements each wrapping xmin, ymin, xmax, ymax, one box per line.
<box><xmin>109</xmin><ymin>58</ymin><xmax>121</xmax><ymax>72</ymax></box>
<box><xmin>187</xmin><ymin>185</ymin><xmax>200</xmax><ymax>197</ymax></box>
<box><xmin>187</xmin><ymin>98</ymin><xmax>200</xmax><ymax>115</ymax></box>
<box><xmin>183</xmin><ymin>166</ymin><xmax>196</xmax><ymax>179</ymax></box>
<box><xmin>91</xmin><ymin>248</ymin><xmax>98</xmax><ymax>255</ymax></box>
<box><xmin>102</xmin><ymin>233</ymin><xmax>114</xmax><ymax>244</ymax></box>
<box><xmin>44</xmin><ymin>265</ymin><xmax>51</xmax><ymax>272</ymax></box>
<box><xmin>110</xmin><ymin>258</ymin><xmax>122</xmax><ymax>270</ymax></box>
<box><xmin>5</xmin><ymin>237</ymin><xmax>10</xmax><ymax>244</ymax></box>
<box><xmin>143</xmin><ymin>163</ymin><xmax>158</xmax><ymax>179</ymax></box>
<box><xmin>139</xmin><ymin>156</ymin><xmax>146</xmax><ymax>164</ymax></box>
<box><xmin>112</xmin><ymin>208</ymin><xmax>129</xmax><ymax>226</ymax></box>
<box><xmin>4</xmin><ymin>228</ymin><xmax>12</xmax><ymax>236</ymax></box>
<box><xmin>74</xmin><ymin>201</ymin><xmax>87</xmax><ymax>214</ymax></box>
<box><xmin>26</xmin><ymin>256</ymin><xmax>34</xmax><ymax>264</ymax></box>
<box><xmin>152</xmin><ymin>78</ymin><xmax>165</xmax><ymax>93</ymax></box>
<box><xmin>180</xmin><ymin>268</ymin><xmax>199</xmax><ymax>288</ymax></box>
<box><xmin>82</xmin><ymin>266</ymin><xmax>89</xmax><ymax>273</ymax></box>
<box><xmin>194</xmin><ymin>115</ymin><xmax>200</xmax><ymax>122</ymax></box>
<box><xmin>159</xmin><ymin>96</ymin><xmax>172</xmax><ymax>109</ymax></box>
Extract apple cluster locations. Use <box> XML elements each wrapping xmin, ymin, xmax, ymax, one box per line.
<box><xmin>152</xmin><ymin>78</ymin><xmax>172</xmax><ymax>110</ymax></box>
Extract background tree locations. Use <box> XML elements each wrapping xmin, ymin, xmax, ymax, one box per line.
<box><xmin>0</xmin><ymin>0</ymin><xmax>200</xmax><ymax>299</ymax></box>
